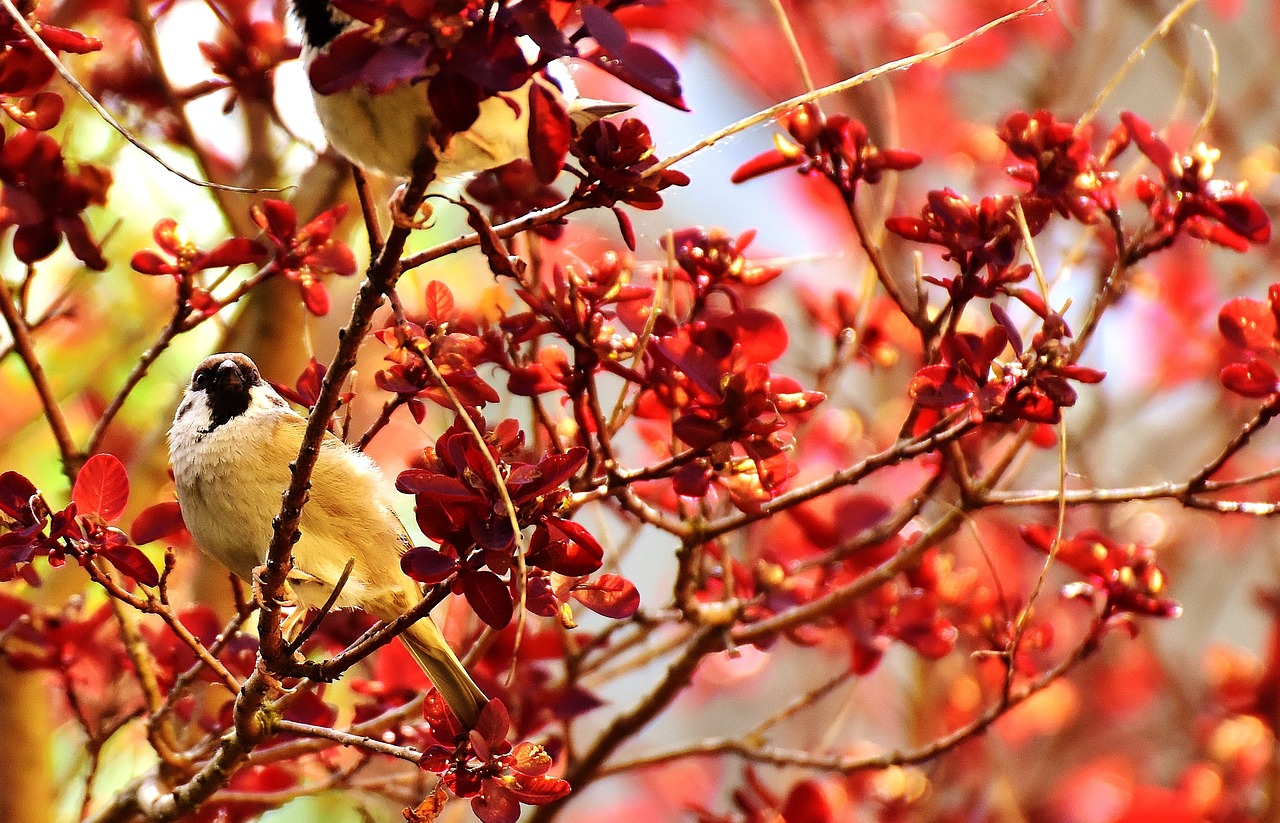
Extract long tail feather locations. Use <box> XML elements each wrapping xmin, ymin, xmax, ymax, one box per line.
<box><xmin>402</xmin><ymin>619</ymin><xmax>487</xmax><ymax>727</ymax></box>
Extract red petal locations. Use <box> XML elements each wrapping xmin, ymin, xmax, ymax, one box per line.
<box><xmin>100</xmin><ymin>542</ymin><xmax>159</xmax><ymax>587</ymax></box>
<box><xmin>1221</xmin><ymin>358</ymin><xmax>1279</xmax><ymax>397</ymax></box>
<box><xmin>731</xmin><ymin>148</ymin><xmax>804</xmax><ymax>184</ymax></box>
<box><xmin>200</xmin><ymin>237</ymin><xmax>268</xmax><ymax>269</ymax></box>
<box><xmin>130</xmin><ymin>250</ymin><xmax>177</xmax><ymax>276</ymax></box>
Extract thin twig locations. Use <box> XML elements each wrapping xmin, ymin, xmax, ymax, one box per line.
<box><xmin>0</xmin><ymin>0</ymin><xmax>279</xmax><ymax>194</ymax></box>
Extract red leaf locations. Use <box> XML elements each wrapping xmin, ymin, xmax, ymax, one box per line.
<box><xmin>579</xmin><ymin>10</ymin><xmax>687</xmax><ymax>111</ymax></box>
<box><xmin>472</xmin><ymin>779</ymin><xmax>520</xmax><ymax>823</ymax></box>
<box><xmin>507</xmin><ymin>774</ymin><xmax>572</xmax><ymax>804</ymax></box>
<box><xmin>781</xmin><ymin>780</ymin><xmax>832</xmax><ymax>823</ymax></box>
<box><xmin>424</xmin><ymin>280</ymin><xmax>455</xmax><ymax>324</ymax></box>
<box><xmin>0</xmin><ymin>472</ymin><xmax>38</xmax><ymax>519</ymax></box>
<box><xmin>528</xmin><ymin>80</ymin><xmax>571</xmax><ymax>184</ymax></box>
<box><xmin>130</xmin><ymin>501</ymin><xmax>187</xmax><ymax>545</ymax></box>
<box><xmin>474</xmin><ymin>698</ymin><xmax>510</xmax><ymax>746</ymax></box>
<box><xmin>612</xmin><ymin>206</ymin><xmax>636</xmax><ymax>251</ymax></box>
<box><xmin>396</xmin><ymin>470</ymin><xmax>481</xmax><ymax>502</ymax></box>
<box><xmin>422</xmin><ymin>688</ymin><xmax>463</xmax><ymax>741</ymax></box>
<box><xmin>571</xmin><ymin>574</ymin><xmax>640</xmax><ymax>619</ymax></box>
<box><xmin>101</xmin><ymin>542</ymin><xmax>159</xmax><ymax>587</ymax></box>
<box><xmin>463</xmin><ymin>569</ymin><xmax>514</xmax><ymax>628</ymax></box>
<box><xmin>73</xmin><ymin>454</ymin><xmax>129</xmax><ymax>523</ymax></box>
<box><xmin>400</xmin><ymin>547</ymin><xmax>460</xmax><ymax>585</ymax></box>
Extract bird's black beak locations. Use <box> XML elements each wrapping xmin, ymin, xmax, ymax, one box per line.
<box><xmin>214</xmin><ymin>359</ymin><xmax>246</xmax><ymax>393</ymax></box>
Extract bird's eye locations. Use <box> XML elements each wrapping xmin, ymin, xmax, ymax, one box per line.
<box><xmin>193</xmin><ymin>371</ymin><xmax>208</xmax><ymax>390</ymax></box>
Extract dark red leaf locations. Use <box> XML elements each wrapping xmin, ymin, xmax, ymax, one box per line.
<box><xmin>101</xmin><ymin>542</ymin><xmax>159</xmax><ymax>587</ymax></box>
<box><xmin>528</xmin><ymin>80</ymin><xmax>571</xmax><ymax>184</ymax></box>
<box><xmin>400</xmin><ymin>547</ymin><xmax>460</xmax><ymax>585</ymax></box>
<box><xmin>474</xmin><ymin>698</ymin><xmax>510</xmax><ymax>746</ymax></box>
<box><xmin>463</xmin><ymin>569</ymin><xmax>514</xmax><ymax>628</ymax></box>
<box><xmin>73</xmin><ymin>454</ymin><xmax>129</xmax><ymax>523</ymax></box>
<box><xmin>472</xmin><ymin>779</ymin><xmax>520</xmax><ymax>823</ymax></box>
<box><xmin>130</xmin><ymin>501</ymin><xmax>187</xmax><ymax>545</ymax></box>
<box><xmin>0</xmin><ymin>472</ymin><xmax>38</xmax><ymax>519</ymax></box>
<box><xmin>781</xmin><ymin>780</ymin><xmax>832</xmax><ymax>823</ymax></box>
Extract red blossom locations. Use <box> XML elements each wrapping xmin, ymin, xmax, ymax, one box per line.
<box><xmin>1021</xmin><ymin>524</ymin><xmax>1181</xmax><ymax>620</ymax></box>
<box><xmin>131</xmin><ymin>217</ymin><xmax>267</xmax><ymax>280</ymax></box>
<box><xmin>418</xmin><ymin>695</ymin><xmax>571</xmax><ymax>819</ymax></box>
<box><xmin>0</xmin><ymin>129</ymin><xmax>112</xmax><ymax>269</ymax></box>
<box><xmin>998</xmin><ymin>109</ymin><xmax>1121</xmax><ymax>222</ymax></box>
<box><xmin>396</xmin><ymin>414</ymin><xmax>603</xmax><ymax>627</ymax></box>
<box><xmin>374</xmin><ymin>287</ymin><xmax>500</xmax><ymax>411</ymax></box>
<box><xmin>909</xmin><ymin>311</ymin><xmax>1104</xmax><ymax>425</ymax></box>
<box><xmin>886</xmin><ymin>189</ymin><xmax>1051</xmax><ymax>288</ymax></box>
<box><xmin>250</xmin><ymin>199</ymin><xmax>356</xmax><ymax>316</ymax></box>
<box><xmin>198</xmin><ymin>10</ymin><xmax>300</xmax><ymax>112</ymax></box>
<box><xmin>1122</xmin><ymin>111</ymin><xmax>1271</xmax><ymax>253</ymax></box>
<box><xmin>1217</xmin><ymin>284</ymin><xmax>1280</xmax><ymax>397</ymax></box>
<box><xmin>569</xmin><ymin>117</ymin><xmax>690</xmax><ymax>240</ymax></box>
<box><xmin>732</xmin><ymin>102</ymin><xmax>922</xmax><ymax>188</ymax></box>
<box><xmin>0</xmin><ymin>17</ymin><xmax>101</xmax><ymax>130</ymax></box>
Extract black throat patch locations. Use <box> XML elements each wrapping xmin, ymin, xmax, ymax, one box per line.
<box><xmin>196</xmin><ymin>358</ymin><xmax>259</xmax><ymax>432</ymax></box>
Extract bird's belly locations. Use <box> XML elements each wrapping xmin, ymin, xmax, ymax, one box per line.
<box><xmin>311</xmin><ymin>80</ymin><xmax>532</xmax><ymax>180</ymax></box>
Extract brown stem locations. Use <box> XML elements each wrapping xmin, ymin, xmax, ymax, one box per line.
<box><xmin>0</xmin><ymin>274</ymin><xmax>80</xmax><ymax>480</ymax></box>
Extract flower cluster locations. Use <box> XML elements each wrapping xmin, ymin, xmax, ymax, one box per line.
<box><xmin>251</xmin><ymin>199</ymin><xmax>356</xmax><ymax>316</ymax></box>
<box><xmin>1122</xmin><ymin>111</ymin><xmax>1270</xmax><ymax>253</ymax></box>
<box><xmin>570</xmin><ymin>118</ymin><xmax>690</xmax><ymax>247</ymax></box>
<box><xmin>1217</xmin><ymin>284</ymin><xmax>1280</xmax><ymax>397</ymax></box>
<box><xmin>1021</xmin><ymin>524</ymin><xmax>1181</xmax><ymax>619</ymax></box>
<box><xmin>396</xmin><ymin>413</ymin><xmax>629</xmax><ymax>628</ymax></box>
<box><xmin>415</xmin><ymin>696</ymin><xmax>570</xmax><ymax>823</ymax></box>
<box><xmin>998</xmin><ymin>109</ymin><xmax>1121</xmax><ymax>222</ymax></box>
<box><xmin>732</xmin><ymin>102</ymin><xmax>922</xmax><ymax>189</ymax></box>
<box><xmin>0</xmin><ymin>455</ymin><xmax>158</xmax><ymax>587</ymax></box>
<box><xmin>0</xmin><ymin>129</ymin><xmax>113</xmax><ymax>270</ymax></box>
<box><xmin>0</xmin><ymin>15</ymin><xmax>101</xmax><ymax>131</ymax></box>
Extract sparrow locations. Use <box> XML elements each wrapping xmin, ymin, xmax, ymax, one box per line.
<box><xmin>168</xmin><ymin>352</ymin><xmax>486</xmax><ymax>725</ymax></box>
<box><xmin>291</xmin><ymin>0</ymin><xmax>628</xmax><ymax>180</ymax></box>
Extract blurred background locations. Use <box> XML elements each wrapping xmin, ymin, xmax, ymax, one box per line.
<box><xmin>5</xmin><ymin>0</ymin><xmax>1280</xmax><ymax>821</ymax></box>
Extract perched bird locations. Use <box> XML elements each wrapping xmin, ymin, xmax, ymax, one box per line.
<box><xmin>291</xmin><ymin>0</ymin><xmax>627</xmax><ymax>180</ymax></box>
<box><xmin>168</xmin><ymin>353</ymin><xmax>486</xmax><ymax>726</ymax></box>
